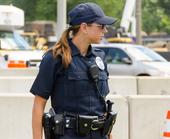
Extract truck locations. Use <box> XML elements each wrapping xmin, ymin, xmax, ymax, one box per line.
<box><xmin>120</xmin><ymin>0</ymin><xmax>136</xmax><ymax>37</ymax></box>
<box><xmin>106</xmin><ymin>0</ymin><xmax>136</xmax><ymax>43</ymax></box>
<box><xmin>0</xmin><ymin>5</ymin><xmax>44</xmax><ymax>68</ymax></box>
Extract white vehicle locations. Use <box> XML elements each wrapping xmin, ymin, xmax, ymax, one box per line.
<box><xmin>93</xmin><ymin>43</ymin><xmax>170</xmax><ymax>76</ymax></box>
<box><xmin>0</xmin><ymin>5</ymin><xmax>44</xmax><ymax>68</ymax></box>
<box><xmin>0</xmin><ymin>30</ymin><xmax>44</xmax><ymax>68</ymax></box>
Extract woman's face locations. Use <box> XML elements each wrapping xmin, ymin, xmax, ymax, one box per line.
<box><xmin>86</xmin><ymin>23</ymin><xmax>107</xmax><ymax>44</ymax></box>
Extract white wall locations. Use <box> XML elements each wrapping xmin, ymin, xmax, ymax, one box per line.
<box><xmin>0</xmin><ymin>68</ymin><xmax>38</xmax><ymax>76</ymax></box>
<box><xmin>109</xmin><ymin>76</ymin><xmax>137</xmax><ymax>95</ymax></box>
<box><xmin>0</xmin><ymin>76</ymin><xmax>35</xmax><ymax>93</ymax></box>
<box><xmin>0</xmin><ymin>94</ymin><xmax>34</xmax><ymax>139</ymax></box>
<box><xmin>1</xmin><ymin>76</ymin><xmax>170</xmax><ymax>139</ymax></box>
<box><xmin>128</xmin><ymin>95</ymin><xmax>170</xmax><ymax>139</ymax></box>
<box><xmin>0</xmin><ymin>94</ymin><xmax>128</xmax><ymax>139</ymax></box>
<box><xmin>137</xmin><ymin>77</ymin><xmax>170</xmax><ymax>95</ymax></box>
<box><xmin>107</xmin><ymin>95</ymin><xmax>129</xmax><ymax>139</ymax></box>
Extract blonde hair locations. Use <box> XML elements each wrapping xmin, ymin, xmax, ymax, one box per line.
<box><xmin>49</xmin><ymin>25</ymin><xmax>80</xmax><ymax>68</ymax></box>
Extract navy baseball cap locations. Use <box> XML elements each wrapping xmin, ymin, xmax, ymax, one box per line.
<box><xmin>68</xmin><ymin>2</ymin><xmax>117</xmax><ymax>26</ymax></box>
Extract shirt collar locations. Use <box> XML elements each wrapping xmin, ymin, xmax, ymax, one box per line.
<box><xmin>68</xmin><ymin>38</ymin><xmax>96</xmax><ymax>57</ymax></box>
<box><xmin>68</xmin><ymin>38</ymin><xmax>80</xmax><ymax>56</ymax></box>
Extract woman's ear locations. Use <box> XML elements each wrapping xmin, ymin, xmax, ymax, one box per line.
<box><xmin>79</xmin><ymin>23</ymin><xmax>88</xmax><ymax>34</ymax></box>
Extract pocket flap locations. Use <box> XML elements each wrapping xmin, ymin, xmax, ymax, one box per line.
<box><xmin>68</xmin><ymin>71</ymin><xmax>108</xmax><ymax>80</ymax></box>
<box><xmin>68</xmin><ymin>72</ymin><xmax>89</xmax><ymax>80</ymax></box>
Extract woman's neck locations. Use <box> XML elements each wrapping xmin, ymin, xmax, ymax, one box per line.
<box><xmin>72</xmin><ymin>35</ymin><xmax>90</xmax><ymax>56</ymax></box>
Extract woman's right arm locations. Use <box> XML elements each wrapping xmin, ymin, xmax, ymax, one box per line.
<box><xmin>32</xmin><ymin>95</ymin><xmax>47</xmax><ymax>139</ymax></box>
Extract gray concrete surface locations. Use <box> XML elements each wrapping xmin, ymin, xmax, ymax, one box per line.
<box><xmin>0</xmin><ymin>68</ymin><xmax>38</xmax><ymax>76</ymax></box>
<box><xmin>109</xmin><ymin>76</ymin><xmax>137</xmax><ymax>95</ymax></box>
<box><xmin>128</xmin><ymin>95</ymin><xmax>170</xmax><ymax>139</ymax></box>
<box><xmin>137</xmin><ymin>77</ymin><xmax>170</xmax><ymax>95</ymax></box>
<box><xmin>0</xmin><ymin>94</ymin><xmax>127</xmax><ymax>139</ymax></box>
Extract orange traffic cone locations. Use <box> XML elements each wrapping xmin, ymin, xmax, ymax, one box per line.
<box><xmin>162</xmin><ymin>111</ymin><xmax>170</xmax><ymax>138</ymax></box>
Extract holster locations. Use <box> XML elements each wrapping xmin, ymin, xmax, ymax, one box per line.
<box><xmin>77</xmin><ymin>115</ymin><xmax>98</xmax><ymax>136</ymax></box>
<box><xmin>42</xmin><ymin>113</ymin><xmax>55</xmax><ymax>139</ymax></box>
<box><xmin>102</xmin><ymin>112</ymin><xmax>117</xmax><ymax>136</ymax></box>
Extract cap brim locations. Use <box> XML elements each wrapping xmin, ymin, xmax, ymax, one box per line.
<box><xmin>95</xmin><ymin>16</ymin><xmax>118</xmax><ymax>25</ymax></box>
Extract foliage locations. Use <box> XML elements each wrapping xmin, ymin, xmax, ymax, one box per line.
<box><xmin>0</xmin><ymin>0</ymin><xmax>170</xmax><ymax>34</ymax></box>
<box><xmin>157</xmin><ymin>0</ymin><xmax>170</xmax><ymax>33</ymax></box>
<box><xmin>67</xmin><ymin>0</ymin><xmax>125</xmax><ymax>20</ymax></box>
<box><xmin>67</xmin><ymin>0</ymin><xmax>125</xmax><ymax>28</ymax></box>
<box><xmin>142</xmin><ymin>0</ymin><xmax>160</xmax><ymax>33</ymax></box>
<box><xmin>142</xmin><ymin>0</ymin><xmax>170</xmax><ymax>34</ymax></box>
<box><xmin>0</xmin><ymin>0</ymin><xmax>56</xmax><ymax>21</ymax></box>
<box><xmin>34</xmin><ymin>0</ymin><xmax>56</xmax><ymax>21</ymax></box>
<box><xmin>0</xmin><ymin>0</ymin><xmax>11</xmax><ymax>5</ymax></box>
<box><xmin>158</xmin><ymin>0</ymin><xmax>170</xmax><ymax>15</ymax></box>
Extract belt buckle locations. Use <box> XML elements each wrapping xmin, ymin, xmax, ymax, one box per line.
<box><xmin>91</xmin><ymin>117</ymin><xmax>99</xmax><ymax>131</ymax></box>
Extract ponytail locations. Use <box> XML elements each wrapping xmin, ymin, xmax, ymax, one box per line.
<box><xmin>49</xmin><ymin>26</ymin><xmax>80</xmax><ymax>68</ymax></box>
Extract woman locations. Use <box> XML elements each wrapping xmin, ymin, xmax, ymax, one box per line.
<box><xmin>31</xmin><ymin>2</ymin><xmax>117</xmax><ymax>139</ymax></box>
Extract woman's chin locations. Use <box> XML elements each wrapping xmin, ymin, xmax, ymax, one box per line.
<box><xmin>93</xmin><ymin>40</ymin><xmax>102</xmax><ymax>44</ymax></box>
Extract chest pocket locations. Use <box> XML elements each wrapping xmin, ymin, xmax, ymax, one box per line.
<box><xmin>67</xmin><ymin>70</ymin><xmax>109</xmax><ymax>97</ymax></box>
<box><xmin>66</xmin><ymin>71</ymin><xmax>93</xmax><ymax>96</ymax></box>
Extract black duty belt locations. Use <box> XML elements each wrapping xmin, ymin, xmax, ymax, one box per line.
<box><xmin>43</xmin><ymin>110</ymin><xmax>117</xmax><ymax>137</ymax></box>
<box><xmin>64</xmin><ymin>115</ymin><xmax>105</xmax><ymax>131</ymax></box>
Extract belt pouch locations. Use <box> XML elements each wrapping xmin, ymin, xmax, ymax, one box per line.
<box><xmin>77</xmin><ymin>115</ymin><xmax>94</xmax><ymax>136</ymax></box>
<box><xmin>53</xmin><ymin>114</ymin><xmax>65</xmax><ymax>136</ymax></box>
<box><xmin>102</xmin><ymin>112</ymin><xmax>117</xmax><ymax>136</ymax></box>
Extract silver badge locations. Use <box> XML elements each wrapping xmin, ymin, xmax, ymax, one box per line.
<box><xmin>95</xmin><ymin>56</ymin><xmax>105</xmax><ymax>70</ymax></box>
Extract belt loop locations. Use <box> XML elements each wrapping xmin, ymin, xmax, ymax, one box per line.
<box><xmin>76</xmin><ymin>113</ymin><xmax>79</xmax><ymax>134</ymax></box>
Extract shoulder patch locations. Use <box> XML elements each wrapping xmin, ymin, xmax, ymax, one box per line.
<box><xmin>95</xmin><ymin>56</ymin><xmax>105</xmax><ymax>70</ymax></box>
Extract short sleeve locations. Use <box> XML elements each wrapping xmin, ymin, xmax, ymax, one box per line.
<box><xmin>30</xmin><ymin>52</ymin><xmax>58</xmax><ymax>99</ymax></box>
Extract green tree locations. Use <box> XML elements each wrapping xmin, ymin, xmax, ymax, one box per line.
<box><xmin>34</xmin><ymin>0</ymin><xmax>56</xmax><ymax>21</ymax></box>
<box><xmin>142</xmin><ymin>0</ymin><xmax>161</xmax><ymax>33</ymax></box>
<box><xmin>13</xmin><ymin>0</ymin><xmax>37</xmax><ymax>21</ymax></box>
<box><xmin>67</xmin><ymin>0</ymin><xmax>125</xmax><ymax>24</ymax></box>
<box><xmin>0</xmin><ymin>0</ymin><xmax>11</xmax><ymax>4</ymax></box>
<box><xmin>142</xmin><ymin>0</ymin><xmax>170</xmax><ymax>34</ymax></box>
<box><xmin>158</xmin><ymin>0</ymin><xmax>170</xmax><ymax>15</ymax></box>
<box><xmin>1</xmin><ymin>0</ymin><xmax>170</xmax><ymax>34</ymax></box>
<box><xmin>0</xmin><ymin>0</ymin><xmax>36</xmax><ymax>21</ymax></box>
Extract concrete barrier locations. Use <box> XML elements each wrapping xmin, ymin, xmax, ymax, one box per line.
<box><xmin>2</xmin><ymin>74</ymin><xmax>170</xmax><ymax>96</ymax></box>
<box><xmin>137</xmin><ymin>77</ymin><xmax>170</xmax><ymax>95</ymax></box>
<box><xmin>0</xmin><ymin>94</ymin><xmax>128</xmax><ymax>139</ymax></box>
<box><xmin>0</xmin><ymin>68</ymin><xmax>38</xmax><ymax>76</ymax></box>
<box><xmin>128</xmin><ymin>95</ymin><xmax>170</xmax><ymax>139</ymax></box>
<box><xmin>1</xmin><ymin>94</ymin><xmax>170</xmax><ymax>139</ymax></box>
<box><xmin>0</xmin><ymin>93</ymin><xmax>34</xmax><ymax>139</ymax></box>
<box><xmin>107</xmin><ymin>95</ymin><xmax>129</xmax><ymax>139</ymax></box>
<box><xmin>0</xmin><ymin>76</ymin><xmax>35</xmax><ymax>93</ymax></box>
<box><xmin>0</xmin><ymin>76</ymin><xmax>137</xmax><ymax>95</ymax></box>
<box><xmin>0</xmin><ymin>93</ymin><xmax>50</xmax><ymax>139</ymax></box>
<box><xmin>109</xmin><ymin>76</ymin><xmax>137</xmax><ymax>95</ymax></box>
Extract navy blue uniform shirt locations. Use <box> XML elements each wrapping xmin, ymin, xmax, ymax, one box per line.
<box><xmin>30</xmin><ymin>39</ymin><xmax>109</xmax><ymax>116</ymax></box>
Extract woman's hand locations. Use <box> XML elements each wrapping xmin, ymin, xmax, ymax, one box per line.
<box><xmin>108</xmin><ymin>134</ymin><xmax>113</xmax><ymax>139</ymax></box>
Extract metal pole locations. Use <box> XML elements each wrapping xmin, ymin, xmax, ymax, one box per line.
<box><xmin>136</xmin><ymin>0</ymin><xmax>142</xmax><ymax>44</ymax></box>
<box><xmin>56</xmin><ymin>0</ymin><xmax>67</xmax><ymax>41</ymax></box>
